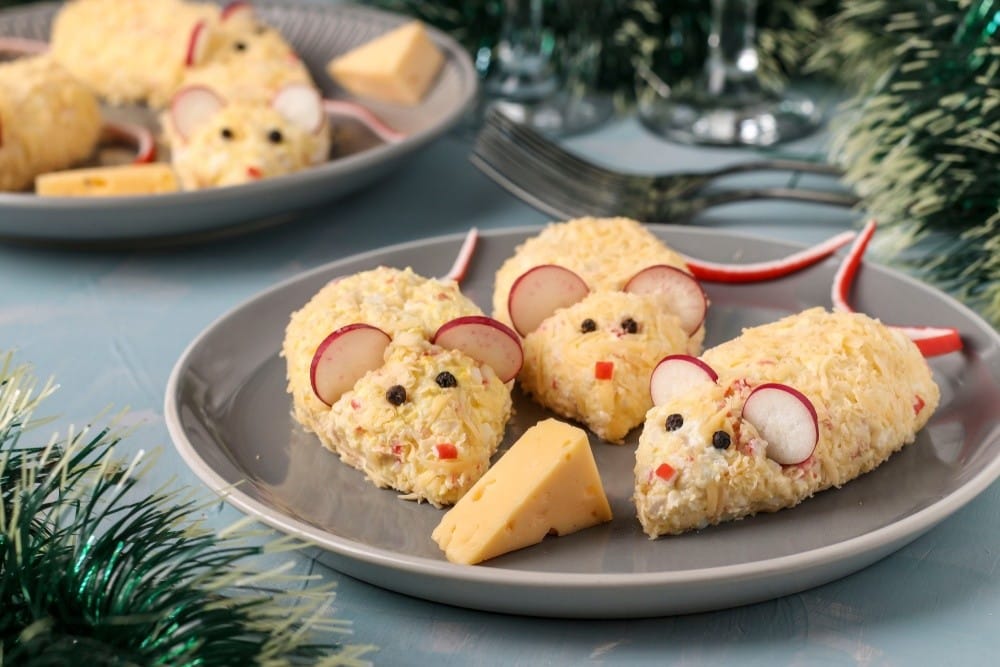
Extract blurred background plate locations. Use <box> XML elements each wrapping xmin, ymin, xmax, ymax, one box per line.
<box><xmin>165</xmin><ymin>225</ymin><xmax>1000</xmax><ymax>618</ymax></box>
<box><xmin>0</xmin><ymin>0</ymin><xmax>477</xmax><ymax>246</ymax></box>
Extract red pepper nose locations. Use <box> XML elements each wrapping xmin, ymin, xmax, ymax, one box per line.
<box><xmin>246</xmin><ymin>165</ymin><xmax>263</xmax><ymax>179</ymax></box>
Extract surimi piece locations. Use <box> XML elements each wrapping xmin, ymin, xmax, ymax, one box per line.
<box><xmin>432</xmin><ymin>418</ymin><xmax>612</xmax><ymax>565</ymax></box>
<box><xmin>36</xmin><ymin>163</ymin><xmax>179</xmax><ymax>197</ymax></box>
<box><xmin>327</xmin><ymin>21</ymin><xmax>445</xmax><ymax>106</ymax></box>
<box><xmin>634</xmin><ymin>307</ymin><xmax>940</xmax><ymax>537</ymax></box>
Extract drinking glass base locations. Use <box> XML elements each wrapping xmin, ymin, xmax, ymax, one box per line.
<box><xmin>487</xmin><ymin>90</ymin><xmax>614</xmax><ymax>138</ymax></box>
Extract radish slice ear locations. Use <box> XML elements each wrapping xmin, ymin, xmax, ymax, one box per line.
<box><xmin>273</xmin><ymin>84</ymin><xmax>324</xmax><ymax>134</ymax></box>
<box><xmin>185</xmin><ymin>20</ymin><xmax>210</xmax><ymax>67</ymax></box>
<box><xmin>170</xmin><ymin>85</ymin><xmax>225</xmax><ymax>141</ymax></box>
<box><xmin>432</xmin><ymin>316</ymin><xmax>523</xmax><ymax>383</ymax></box>
<box><xmin>742</xmin><ymin>383</ymin><xmax>819</xmax><ymax>465</ymax></box>
<box><xmin>507</xmin><ymin>265</ymin><xmax>590</xmax><ymax>336</ymax></box>
<box><xmin>100</xmin><ymin>121</ymin><xmax>157</xmax><ymax>164</ymax></box>
<box><xmin>623</xmin><ymin>265</ymin><xmax>708</xmax><ymax>335</ymax></box>
<box><xmin>221</xmin><ymin>0</ymin><xmax>255</xmax><ymax>23</ymax></box>
<box><xmin>310</xmin><ymin>324</ymin><xmax>391</xmax><ymax>405</ymax></box>
<box><xmin>649</xmin><ymin>354</ymin><xmax>718</xmax><ymax>406</ymax></box>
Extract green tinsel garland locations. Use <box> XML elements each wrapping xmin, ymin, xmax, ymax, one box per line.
<box><xmin>0</xmin><ymin>353</ymin><xmax>375</xmax><ymax>666</ymax></box>
<box><xmin>816</xmin><ymin>0</ymin><xmax>999</xmax><ymax>327</ymax></box>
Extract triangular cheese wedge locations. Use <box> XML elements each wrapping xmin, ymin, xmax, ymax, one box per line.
<box><xmin>432</xmin><ymin>418</ymin><xmax>612</xmax><ymax>565</ymax></box>
<box><xmin>327</xmin><ymin>21</ymin><xmax>444</xmax><ymax>106</ymax></box>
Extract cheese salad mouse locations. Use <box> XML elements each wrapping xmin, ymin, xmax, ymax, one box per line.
<box><xmin>283</xmin><ymin>266</ymin><xmax>523</xmax><ymax>507</ymax></box>
<box><xmin>634</xmin><ymin>307</ymin><xmax>939</xmax><ymax>537</ymax></box>
<box><xmin>492</xmin><ymin>217</ymin><xmax>708</xmax><ymax>443</ymax></box>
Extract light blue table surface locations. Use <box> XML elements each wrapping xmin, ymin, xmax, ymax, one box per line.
<box><xmin>3</xmin><ymin>111</ymin><xmax>999</xmax><ymax>666</ymax></box>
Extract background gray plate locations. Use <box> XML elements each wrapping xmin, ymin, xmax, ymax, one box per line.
<box><xmin>165</xmin><ymin>225</ymin><xmax>1000</xmax><ymax>618</ymax></box>
<box><xmin>0</xmin><ymin>1</ymin><xmax>477</xmax><ymax>245</ymax></box>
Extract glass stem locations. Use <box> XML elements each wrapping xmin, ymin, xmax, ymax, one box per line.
<box><xmin>705</xmin><ymin>0</ymin><xmax>761</xmax><ymax>97</ymax></box>
<box><xmin>488</xmin><ymin>0</ymin><xmax>558</xmax><ymax>101</ymax></box>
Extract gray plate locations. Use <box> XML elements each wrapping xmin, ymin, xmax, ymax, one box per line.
<box><xmin>0</xmin><ymin>1</ymin><xmax>477</xmax><ymax>246</ymax></box>
<box><xmin>165</xmin><ymin>226</ymin><xmax>1000</xmax><ymax>618</ymax></box>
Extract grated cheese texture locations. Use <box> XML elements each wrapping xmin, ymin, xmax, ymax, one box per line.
<box><xmin>0</xmin><ymin>55</ymin><xmax>101</xmax><ymax>191</ymax></box>
<box><xmin>283</xmin><ymin>267</ymin><xmax>514</xmax><ymax>506</ymax></box>
<box><xmin>492</xmin><ymin>217</ymin><xmax>705</xmax><ymax>442</ymax></box>
<box><xmin>634</xmin><ymin>308</ymin><xmax>940</xmax><ymax>537</ymax></box>
<box><xmin>166</xmin><ymin>103</ymin><xmax>330</xmax><ymax>190</ymax></box>
<box><xmin>50</xmin><ymin>0</ymin><xmax>218</xmax><ymax>106</ymax></box>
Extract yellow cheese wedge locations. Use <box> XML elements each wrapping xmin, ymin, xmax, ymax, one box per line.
<box><xmin>327</xmin><ymin>21</ymin><xmax>445</xmax><ymax>106</ymax></box>
<box><xmin>35</xmin><ymin>163</ymin><xmax>179</xmax><ymax>197</ymax></box>
<box><xmin>432</xmin><ymin>418</ymin><xmax>612</xmax><ymax>565</ymax></box>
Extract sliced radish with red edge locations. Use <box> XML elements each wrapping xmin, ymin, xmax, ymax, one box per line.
<box><xmin>170</xmin><ymin>85</ymin><xmax>225</xmax><ymax>141</ymax></box>
<box><xmin>649</xmin><ymin>354</ymin><xmax>718</xmax><ymax>407</ymax></box>
<box><xmin>684</xmin><ymin>230</ymin><xmax>857</xmax><ymax>283</ymax></box>
<box><xmin>273</xmin><ymin>84</ymin><xmax>324</xmax><ymax>134</ymax></box>
<box><xmin>432</xmin><ymin>315</ymin><xmax>523</xmax><ymax>383</ymax></box>
<box><xmin>100</xmin><ymin>121</ymin><xmax>156</xmax><ymax>164</ymax></box>
<box><xmin>741</xmin><ymin>383</ymin><xmax>818</xmax><ymax>465</ymax></box>
<box><xmin>832</xmin><ymin>219</ymin><xmax>963</xmax><ymax>357</ymax></box>
<box><xmin>185</xmin><ymin>20</ymin><xmax>210</xmax><ymax>67</ymax></box>
<box><xmin>507</xmin><ymin>264</ymin><xmax>589</xmax><ymax>336</ymax></box>
<box><xmin>623</xmin><ymin>264</ymin><xmax>708</xmax><ymax>334</ymax></box>
<box><xmin>221</xmin><ymin>0</ymin><xmax>254</xmax><ymax>22</ymax></box>
<box><xmin>310</xmin><ymin>323</ymin><xmax>391</xmax><ymax>405</ymax></box>
<box><xmin>322</xmin><ymin>99</ymin><xmax>405</xmax><ymax>143</ymax></box>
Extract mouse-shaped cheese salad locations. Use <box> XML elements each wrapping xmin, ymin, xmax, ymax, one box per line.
<box><xmin>633</xmin><ymin>307</ymin><xmax>940</xmax><ymax>537</ymax></box>
<box><xmin>0</xmin><ymin>55</ymin><xmax>102</xmax><ymax>191</ymax></box>
<box><xmin>492</xmin><ymin>217</ymin><xmax>711</xmax><ymax>443</ymax></box>
<box><xmin>283</xmin><ymin>266</ymin><xmax>523</xmax><ymax>507</ymax></box>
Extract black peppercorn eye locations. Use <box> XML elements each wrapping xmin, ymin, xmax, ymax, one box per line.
<box><xmin>385</xmin><ymin>385</ymin><xmax>406</xmax><ymax>405</ymax></box>
<box><xmin>233</xmin><ymin>41</ymin><xmax>247</xmax><ymax>51</ymax></box>
<box><xmin>435</xmin><ymin>371</ymin><xmax>458</xmax><ymax>388</ymax></box>
<box><xmin>220</xmin><ymin>127</ymin><xmax>234</xmax><ymax>140</ymax></box>
<box><xmin>580</xmin><ymin>318</ymin><xmax>597</xmax><ymax>333</ymax></box>
<box><xmin>712</xmin><ymin>431</ymin><xmax>732</xmax><ymax>449</ymax></box>
<box><xmin>621</xmin><ymin>317</ymin><xmax>639</xmax><ymax>334</ymax></box>
<box><xmin>665</xmin><ymin>413</ymin><xmax>683</xmax><ymax>431</ymax></box>
<box><xmin>267</xmin><ymin>129</ymin><xmax>283</xmax><ymax>144</ymax></box>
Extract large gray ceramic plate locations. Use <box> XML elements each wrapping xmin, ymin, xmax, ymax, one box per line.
<box><xmin>165</xmin><ymin>226</ymin><xmax>1000</xmax><ymax>618</ymax></box>
<box><xmin>0</xmin><ymin>1</ymin><xmax>476</xmax><ymax>245</ymax></box>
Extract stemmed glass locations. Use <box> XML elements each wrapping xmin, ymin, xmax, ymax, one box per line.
<box><xmin>481</xmin><ymin>0</ymin><xmax>613</xmax><ymax>137</ymax></box>
<box><xmin>637</xmin><ymin>0</ymin><xmax>821</xmax><ymax>146</ymax></box>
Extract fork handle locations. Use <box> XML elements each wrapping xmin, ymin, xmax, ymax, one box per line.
<box><xmin>712</xmin><ymin>159</ymin><xmax>844</xmax><ymax>178</ymax></box>
<box><xmin>705</xmin><ymin>187</ymin><xmax>860</xmax><ymax>208</ymax></box>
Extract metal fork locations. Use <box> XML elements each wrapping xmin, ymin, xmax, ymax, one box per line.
<box><xmin>470</xmin><ymin>107</ymin><xmax>860</xmax><ymax>223</ymax></box>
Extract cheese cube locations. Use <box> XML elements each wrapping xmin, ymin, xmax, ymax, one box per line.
<box><xmin>327</xmin><ymin>21</ymin><xmax>445</xmax><ymax>106</ymax></box>
<box><xmin>432</xmin><ymin>419</ymin><xmax>612</xmax><ymax>565</ymax></box>
<box><xmin>35</xmin><ymin>163</ymin><xmax>179</xmax><ymax>197</ymax></box>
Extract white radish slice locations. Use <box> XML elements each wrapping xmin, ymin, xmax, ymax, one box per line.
<box><xmin>322</xmin><ymin>99</ymin><xmax>406</xmax><ymax>143</ymax></box>
<box><xmin>100</xmin><ymin>121</ymin><xmax>157</xmax><ymax>164</ymax></box>
<box><xmin>742</xmin><ymin>383</ymin><xmax>819</xmax><ymax>465</ymax></box>
<box><xmin>185</xmin><ymin>20</ymin><xmax>210</xmax><ymax>66</ymax></box>
<box><xmin>432</xmin><ymin>316</ymin><xmax>523</xmax><ymax>383</ymax></box>
<box><xmin>221</xmin><ymin>0</ymin><xmax>255</xmax><ymax>22</ymax></box>
<box><xmin>623</xmin><ymin>265</ymin><xmax>708</xmax><ymax>334</ymax></box>
<box><xmin>169</xmin><ymin>86</ymin><xmax>225</xmax><ymax>141</ymax></box>
<box><xmin>273</xmin><ymin>84</ymin><xmax>324</xmax><ymax>134</ymax></box>
<box><xmin>507</xmin><ymin>265</ymin><xmax>590</xmax><ymax>336</ymax></box>
<box><xmin>0</xmin><ymin>37</ymin><xmax>48</xmax><ymax>56</ymax></box>
<box><xmin>310</xmin><ymin>324</ymin><xmax>391</xmax><ymax>405</ymax></box>
<box><xmin>440</xmin><ymin>227</ymin><xmax>478</xmax><ymax>283</ymax></box>
<box><xmin>649</xmin><ymin>354</ymin><xmax>718</xmax><ymax>407</ymax></box>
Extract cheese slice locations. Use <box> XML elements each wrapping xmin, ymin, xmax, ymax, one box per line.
<box><xmin>327</xmin><ymin>21</ymin><xmax>445</xmax><ymax>106</ymax></box>
<box><xmin>36</xmin><ymin>163</ymin><xmax>179</xmax><ymax>197</ymax></box>
<box><xmin>432</xmin><ymin>418</ymin><xmax>612</xmax><ymax>565</ymax></box>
